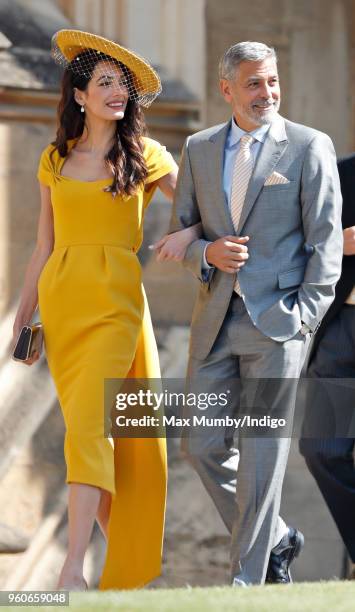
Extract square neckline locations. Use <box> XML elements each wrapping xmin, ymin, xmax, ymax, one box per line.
<box><xmin>58</xmin><ymin>139</ymin><xmax>113</xmax><ymax>184</ymax></box>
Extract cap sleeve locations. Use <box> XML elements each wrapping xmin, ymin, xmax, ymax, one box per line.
<box><xmin>37</xmin><ymin>144</ymin><xmax>55</xmax><ymax>187</ymax></box>
<box><xmin>143</xmin><ymin>137</ymin><xmax>176</xmax><ymax>185</ymax></box>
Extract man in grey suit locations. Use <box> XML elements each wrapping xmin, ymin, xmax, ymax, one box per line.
<box><xmin>161</xmin><ymin>41</ymin><xmax>343</xmax><ymax>585</ymax></box>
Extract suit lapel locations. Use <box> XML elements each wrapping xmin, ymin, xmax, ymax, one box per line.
<box><xmin>237</xmin><ymin>115</ymin><xmax>289</xmax><ymax>233</ymax></box>
<box><xmin>208</xmin><ymin>120</ymin><xmax>235</xmax><ymax>234</ymax></box>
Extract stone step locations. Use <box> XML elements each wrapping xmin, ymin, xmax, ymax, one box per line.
<box><xmin>3</xmin><ymin>489</ymin><xmax>68</xmax><ymax>590</ymax></box>
<box><xmin>0</xmin><ymin>354</ymin><xmax>57</xmax><ymax>482</ymax></box>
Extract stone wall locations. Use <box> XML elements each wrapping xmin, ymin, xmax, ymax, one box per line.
<box><xmin>59</xmin><ymin>0</ymin><xmax>206</xmax><ymax>103</ymax></box>
<box><xmin>0</xmin><ymin>122</ymin><xmax>53</xmax><ymax>318</ymax></box>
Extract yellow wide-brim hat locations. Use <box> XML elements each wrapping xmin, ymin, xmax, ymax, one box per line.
<box><xmin>51</xmin><ymin>29</ymin><xmax>162</xmax><ymax>108</ymax></box>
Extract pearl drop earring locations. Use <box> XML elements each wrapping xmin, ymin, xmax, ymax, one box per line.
<box><xmin>80</xmin><ymin>105</ymin><xmax>85</xmax><ymax>113</ymax></box>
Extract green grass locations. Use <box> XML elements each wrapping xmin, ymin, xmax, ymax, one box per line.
<box><xmin>18</xmin><ymin>581</ymin><xmax>355</xmax><ymax>612</ymax></box>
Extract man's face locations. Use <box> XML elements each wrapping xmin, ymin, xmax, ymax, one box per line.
<box><xmin>220</xmin><ymin>57</ymin><xmax>280</xmax><ymax>131</ymax></box>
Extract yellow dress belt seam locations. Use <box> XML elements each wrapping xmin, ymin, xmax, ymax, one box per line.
<box><xmin>54</xmin><ymin>243</ymin><xmax>137</xmax><ymax>251</ymax></box>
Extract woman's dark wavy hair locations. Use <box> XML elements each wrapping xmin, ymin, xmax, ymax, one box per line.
<box><xmin>50</xmin><ymin>49</ymin><xmax>148</xmax><ymax>197</ymax></box>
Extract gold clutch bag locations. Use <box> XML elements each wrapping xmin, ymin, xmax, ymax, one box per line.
<box><xmin>12</xmin><ymin>323</ymin><xmax>44</xmax><ymax>362</ymax></box>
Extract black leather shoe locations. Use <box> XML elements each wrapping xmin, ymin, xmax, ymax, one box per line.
<box><xmin>265</xmin><ymin>527</ymin><xmax>304</xmax><ymax>584</ymax></box>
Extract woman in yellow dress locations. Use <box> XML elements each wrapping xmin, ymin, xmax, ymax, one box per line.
<box><xmin>11</xmin><ymin>30</ymin><xmax>199</xmax><ymax>591</ymax></box>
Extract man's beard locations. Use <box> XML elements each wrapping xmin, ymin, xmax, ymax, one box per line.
<box><xmin>240</xmin><ymin>99</ymin><xmax>280</xmax><ymax>126</ymax></box>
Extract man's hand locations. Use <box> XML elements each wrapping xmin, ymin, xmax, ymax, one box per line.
<box><xmin>343</xmin><ymin>226</ymin><xmax>355</xmax><ymax>255</ymax></box>
<box><xmin>206</xmin><ymin>236</ymin><xmax>249</xmax><ymax>273</ymax></box>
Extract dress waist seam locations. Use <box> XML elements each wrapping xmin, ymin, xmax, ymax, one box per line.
<box><xmin>54</xmin><ymin>243</ymin><xmax>136</xmax><ymax>251</ymax></box>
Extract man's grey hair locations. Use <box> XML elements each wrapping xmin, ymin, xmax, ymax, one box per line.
<box><xmin>219</xmin><ymin>41</ymin><xmax>277</xmax><ymax>80</ymax></box>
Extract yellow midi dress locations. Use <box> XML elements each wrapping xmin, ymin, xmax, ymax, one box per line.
<box><xmin>37</xmin><ymin>136</ymin><xmax>175</xmax><ymax>590</ymax></box>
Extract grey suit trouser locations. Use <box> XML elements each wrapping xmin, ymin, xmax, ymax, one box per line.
<box><xmin>183</xmin><ymin>294</ymin><xmax>311</xmax><ymax>585</ymax></box>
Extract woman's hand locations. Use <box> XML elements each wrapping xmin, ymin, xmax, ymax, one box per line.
<box><xmin>22</xmin><ymin>350</ymin><xmax>41</xmax><ymax>366</ymax></box>
<box><xmin>149</xmin><ymin>223</ymin><xmax>202</xmax><ymax>262</ymax></box>
<box><xmin>11</xmin><ymin>321</ymin><xmax>41</xmax><ymax>366</ymax></box>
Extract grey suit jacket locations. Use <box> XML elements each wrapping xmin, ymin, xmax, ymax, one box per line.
<box><xmin>170</xmin><ymin>114</ymin><xmax>343</xmax><ymax>360</ymax></box>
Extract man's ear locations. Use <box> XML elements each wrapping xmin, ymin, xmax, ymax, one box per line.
<box><xmin>220</xmin><ymin>79</ymin><xmax>231</xmax><ymax>102</ymax></box>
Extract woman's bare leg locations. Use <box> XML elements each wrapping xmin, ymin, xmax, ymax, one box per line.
<box><xmin>57</xmin><ymin>483</ymin><xmax>101</xmax><ymax>590</ymax></box>
<box><xmin>96</xmin><ymin>490</ymin><xmax>112</xmax><ymax>540</ymax></box>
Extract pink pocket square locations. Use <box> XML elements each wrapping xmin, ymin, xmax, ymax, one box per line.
<box><xmin>264</xmin><ymin>171</ymin><xmax>290</xmax><ymax>186</ymax></box>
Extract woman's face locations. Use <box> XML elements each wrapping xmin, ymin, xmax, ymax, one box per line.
<box><xmin>75</xmin><ymin>60</ymin><xmax>130</xmax><ymax>121</ymax></box>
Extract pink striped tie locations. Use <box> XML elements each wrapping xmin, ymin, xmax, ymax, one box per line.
<box><xmin>230</xmin><ymin>134</ymin><xmax>255</xmax><ymax>295</ymax></box>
